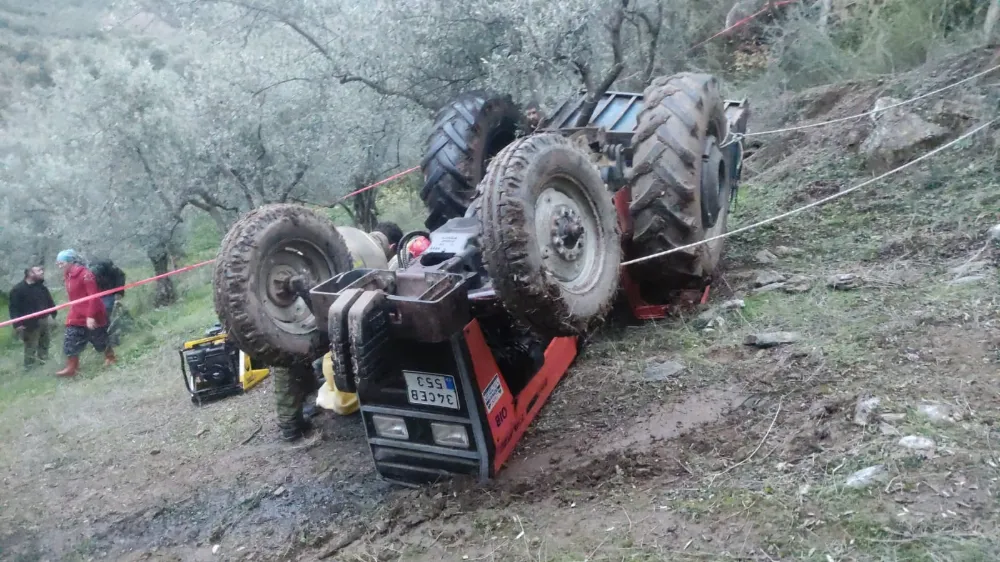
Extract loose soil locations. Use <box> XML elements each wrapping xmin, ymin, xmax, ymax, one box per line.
<box><xmin>2</xmin><ymin>49</ymin><xmax>1000</xmax><ymax>562</ymax></box>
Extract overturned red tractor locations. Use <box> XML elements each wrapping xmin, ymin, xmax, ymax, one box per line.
<box><xmin>212</xmin><ymin>72</ymin><xmax>749</xmax><ymax>485</ymax></box>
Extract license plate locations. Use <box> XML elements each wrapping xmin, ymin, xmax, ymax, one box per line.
<box><xmin>403</xmin><ymin>371</ymin><xmax>459</xmax><ymax>410</ymax></box>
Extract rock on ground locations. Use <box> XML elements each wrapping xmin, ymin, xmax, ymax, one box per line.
<box><xmin>948</xmin><ymin>275</ymin><xmax>986</xmax><ymax>286</ymax></box>
<box><xmin>898</xmin><ymin>435</ymin><xmax>936</xmax><ymax>452</ymax></box>
<box><xmin>949</xmin><ymin>261</ymin><xmax>987</xmax><ymax>277</ymax></box>
<box><xmin>879</xmin><ymin>422</ymin><xmax>901</xmax><ymax>436</ymax></box>
<box><xmin>744</xmin><ymin>332</ymin><xmax>801</xmax><ymax>348</ymax></box>
<box><xmin>721</xmin><ymin>299</ymin><xmax>746</xmax><ymax>311</ymax></box>
<box><xmin>918</xmin><ymin>403</ymin><xmax>956</xmax><ymax>423</ymax></box>
<box><xmin>845</xmin><ymin>465</ymin><xmax>888</xmax><ymax>489</ymax></box>
<box><xmin>773</xmin><ymin>246</ymin><xmax>802</xmax><ymax>256</ymax></box>
<box><xmin>827</xmin><ymin>273</ymin><xmax>859</xmax><ymax>290</ymax></box>
<box><xmin>782</xmin><ymin>275</ymin><xmax>812</xmax><ymax>294</ymax></box>
<box><xmin>989</xmin><ymin>224</ymin><xmax>1000</xmax><ymax>242</ymax></box>
<box><xmin>643</xmin><ymin>359</ymin><xmax>685</xmax><ymax>382</ymax></box>
<box><xmin>861</xmin><ymin>97</ymin><xmax>949</xmax><ymax>171</ymax></box>
<box><xmin>754</xmin><ymin>271</ymin><xmax>787</xmax><ymax>287</ymax></box>
<box><xmin>754</xmin><ymin>282</ymin><xmax>787</xmax><ymax>294</ymax></box>
<box><xmin>853</xmin><ymin>396</ymin><xmax>881</xmax><ymax>426</ymax></box>
<box><xmin>755</xmin><ymin>250</ymin><xmax>778</xmax><ymax>264</ymax></box>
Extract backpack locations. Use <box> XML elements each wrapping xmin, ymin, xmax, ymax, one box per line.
<box><xmin>91</xmin><ymin>259</ymin><xmax>126</xmax><ymax>295</ymax></box>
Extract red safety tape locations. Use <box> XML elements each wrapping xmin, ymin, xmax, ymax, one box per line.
<box><xmin>687</xmin><ymin>0</ymin><xmax>799</xmax><ymax>53</ymax></box>
<box><xmin>1</xmin><ymin>167</ymin><xmax>423</xmax><ymax>330</ymax></box>
<box><xmin>0</xmin><ymin>259</ymin><xmax>216</xmax><ymax>330</ymax></box>
<box><xmin>338</xmin><ymin>166</ymin><xmax>421</xmax><ymax>202</ymax></box>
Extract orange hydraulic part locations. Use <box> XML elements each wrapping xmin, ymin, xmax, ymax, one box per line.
<box><xmin>461</xmin><ymin>320</ymin><xmax>578</xmax><ymax>475</ymax></box>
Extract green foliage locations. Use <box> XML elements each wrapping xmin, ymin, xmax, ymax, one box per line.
<box><xmin>751</xmin><ymin>0</ymin><xmax>991</xmax><ymax>89</ymax></box>
<box><xmin>374</xmin><ymin>174</ymin><xmax>426</xmax><ymax>233</ymax></box>
<box><xmin>184</xmin><ymin>214</ymin><xmax>225</xmax><ymax>261</ymax></box>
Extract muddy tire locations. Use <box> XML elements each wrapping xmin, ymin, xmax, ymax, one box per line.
<box><xmin>475</xmin><ymin>134</ymin><xmax>621</xmax><ymax>337</ymax></box>
<box><xmin>421</xmin><ymin>91</ymin><xmax>526</xmax><ymax>231</ymax></box>
<box><xmin>628</xmin><ymin>72</ymin><xmax>732</xmax><ymax>289</ymax></box>
<box><xmin>213</xmin><ymin>204</ymin><xmax>353</xmax><ymax>367</ymax></box>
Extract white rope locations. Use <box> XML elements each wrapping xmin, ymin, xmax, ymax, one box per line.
<box><xmin>743</xmin><ymin>63</ymin><xmax>1000</xmax><ymax>137</ymax></box>
<box><xmin>620</xmin><ymin>117</ymin><xmax>999</xmax><ymax>268</ymax></box>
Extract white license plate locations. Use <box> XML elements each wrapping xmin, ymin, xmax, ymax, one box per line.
<box><xmin>403</xmin><ymin>371</ymin><xmax>460</xmax><ymax>410</ymax></box>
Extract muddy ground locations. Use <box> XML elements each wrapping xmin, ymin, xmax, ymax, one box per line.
<box><xmin>2</xmin><ymin>50</ymin><xmax>1000</xmax><ymax>562</ymax></box>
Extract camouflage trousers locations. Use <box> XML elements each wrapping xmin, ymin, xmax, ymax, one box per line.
<box><xmin>274</xmin><ymin>363</ymin><xmax>322</xmax><ymax>431</ymax></box>
<box><xmin>21</xmin><ymin>318</ymin><xmax>52</xmax><ymax>368</ymax></box>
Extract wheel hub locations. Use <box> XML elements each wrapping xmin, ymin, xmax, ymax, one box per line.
<box><xmin>550</xmin><ymin>206</ymin><xmax>586</xmax><ymax>261</ymax></box>
<box><xmin>534</xmin><ymin>182</ymin><xmax>602</xmax><ymax>292</ymax></box>
<box><xmin>266</xmin><ymin>266</ymin><xmax>299</xmax><ymax>305</ymax></box>
<box><xmin>256</xmin><ymin>240</ymin><xmax>332</xmax><ymax>336</ymax></box>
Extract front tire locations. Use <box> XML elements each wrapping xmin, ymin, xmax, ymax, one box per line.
<box><xmin>213</xmin><ymin>204</ymin><xmax>353</xmax><ymax>367</ymax></box>
<box><xmin>475</xmin><ymin>134</ymin><xmax>622</xmax><ymax>337</ymax></box>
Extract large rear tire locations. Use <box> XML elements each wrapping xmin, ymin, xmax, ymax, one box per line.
<box><xmin>420</xmin><ymin>91</ymin><xmax>526</xmax><ymax>231</ymax></box>
<box><xmin>627</xmin><ymin>72</ymin><xmax>732</xmax><ymax>289</ymax></box>
<box><xmin>213</xmin><ymin>204</ymin><xmax>353</xmax><ymax>367</ymax></box>
<box><xmin>475</xmin><ymin>134</ymin><xmax>621</xmax><ymax>337</ymax></box>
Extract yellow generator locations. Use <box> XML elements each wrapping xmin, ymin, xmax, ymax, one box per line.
<box><xmin>180</xmin><ymin>325</ymin><xmax>270</xmax><ymax>405</ymax></box>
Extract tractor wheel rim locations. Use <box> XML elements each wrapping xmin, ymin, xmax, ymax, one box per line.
<box><xmin>535</xmin><ymin>176</ymin><xmax>605</xmax><ymax>294</ymax></box>
<box><xmin>700</xmin><ymin>139</ymin><xmax>723</xmax><ymax>230</ymax></box>
<box><xmin>256</xmin><ymin>239</ymin><xmax>333</xmax><ymax>336</ymax></box>
<box><xmin>702</xmin><ymin>136</ymin><xmax>732</xmax><ymax>246</ymax></box>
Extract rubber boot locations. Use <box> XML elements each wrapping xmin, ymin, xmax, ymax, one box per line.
<box><xmin>279</xmin><ymin>414</ymin><xmax>315</xmax><ymax>442</ymax></box>
<box><xmin>56</xmin><ymin>356</ymin><xmax>80</xmax><ymax>378</ymax></box>
<box><xmin>279</xmin><ymin>422</ymin><xmax>304</xmax><ymax>442</ymax></box>
<box><xmin>103</xmin><ymin>348</ymin><xmax>116</xmax><ymax>368</ymax></box>
<box><xmin>297</xmin><ymin>416</ymin><xmax>314</xmax><ymax>435</ymax></box>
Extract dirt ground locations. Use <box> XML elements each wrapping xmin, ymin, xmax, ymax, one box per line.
<box><xmin>2</xmin><ymin>50</ymin><xmax>1000</xmax><ymax>562</ymax></box>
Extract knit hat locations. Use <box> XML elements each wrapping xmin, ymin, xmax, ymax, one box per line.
<box><xmin>56</xmin><ymin>249</ymin><xmax>84</xmax><ymax>265</ymax></box>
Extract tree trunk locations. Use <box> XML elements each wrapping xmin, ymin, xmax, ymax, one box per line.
<box><xmin>148</xmin><ymin>245</ymin><xmax>177</xmax><ymax>307</ymax></box>
<box><xmin>206</xmin><ymin>206</ymin><xmax>228</xmax><ymax>234</ymax></box>
<box><xmin>986</xmin><ymin>0</ymin><xmax>1000</xmax><ymax>44</ymax></box>
<box><xmin>818</xmin><ymin>0</ymin><xmax>833</xmax><ymax>34</ymax></box>
<box><xmin>351</xmin><ymin>190</ymin><xmax>379</xmax><ymax>231</ymax></box>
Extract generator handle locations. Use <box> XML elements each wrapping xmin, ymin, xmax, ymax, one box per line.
<box><xmin>179</xmin><ymin>349</ymin><xmax>196</xmax><ymax>396</ymax></box>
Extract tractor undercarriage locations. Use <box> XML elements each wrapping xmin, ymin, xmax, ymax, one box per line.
<box><xmin>211</xmin><ymin>71</ymin><xmax>750</xmax><ymax>486</ymax></box>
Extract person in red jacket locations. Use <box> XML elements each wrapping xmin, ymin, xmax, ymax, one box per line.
<box><xmin>54</xmin><ymin>249</ymin><xmax>115</xmax><ymax>377</ymax></box>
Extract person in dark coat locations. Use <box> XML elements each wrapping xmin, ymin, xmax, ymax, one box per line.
<box><xmin>8</xmin><ymin>266</ymin><xmax>57</xmax><ymax>369</ymax></box>
<box><xmin>53</xmin><ymin>249</ymin><xmax>115</xmax><ymax>377</ymax></box>
<box><xmin>90</xmin><ymin>259</ymin><xmax>126</xmax><ymax>318</ymax></box>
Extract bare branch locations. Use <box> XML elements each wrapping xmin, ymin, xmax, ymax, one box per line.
<box><xmin>134</xmin><ymin>145</ymin><xmax>184</xmax><ymax>221</ymax></box>
<box><xmin>633</xmin><ymin>0</ymin><xmax>664</xmax><ymax>83</ymax></box>
<box><xmin>220</xmin><ymin>166</ymin><xmax>258</xmax><ymax>209</ymax></box>
<box><xmin>333</xmin><ymin>73</ymin><xmax>439</xmax><ymax>111</ymax></box>
<box><xmin>573</xmin><ymin>0</ymin><xmax>628</xmax><ymax>127</ymax></box>
<box><xmin>278</xmin><ymin>163</ymin><xmax>309</xmax><ymax>203</ymax></box>
<box><xmin>191</xmin><ymin>188</ymin><xmax>238</xmax><ymax>212</ymax></box>
<box><xmin>200</xmin><ymin>0</ymin><xmax>440</xmax><ymax>111</ymax></box>
<box><xmin>251</xmin><ymin>77</ymin><xmax>314</xmax><ymax>98</ymax></box>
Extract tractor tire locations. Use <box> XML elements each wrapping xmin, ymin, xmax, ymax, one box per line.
<box><xmin>213</xmin><ymin>204</ymin><xmax>353</xmax><ymax>368</ymax></box>
<box><xmin>475</xmin><ymin>133</ymin><xmax>621</xmax><ymax>337</ymax></box>
<box><xmin>421</xmin><ymin>91</ymin><xmax>526</xmax><ymax>231</ymax></box>
<box><xmin>628</xmin><ymin>72</ymin><xmax>732</xmax><ymax>289</ymax></box>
